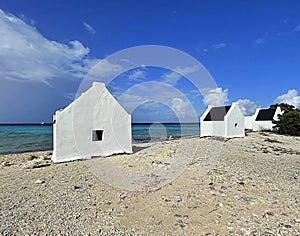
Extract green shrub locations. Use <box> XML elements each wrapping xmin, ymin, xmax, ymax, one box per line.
<box><xmin>272</xmin><ymin>104</ymin><xmax>300</xmax><ymax>136</ymax></box>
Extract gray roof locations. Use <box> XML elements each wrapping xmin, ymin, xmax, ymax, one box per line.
<box><xmin>203</xmin><ymin>106</ymin><xmax>231</xmax><ymax>121</ymax></box>
<box><xmin>255</xmin><ymin>108</ymin><xmax>276</xmax><ymax>121</ymax></box>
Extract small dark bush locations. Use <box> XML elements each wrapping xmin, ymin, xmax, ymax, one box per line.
<box><xmin>272</xmin><ymin>103</ymin><xmax>300</xmax><ymax>136</ymax></box>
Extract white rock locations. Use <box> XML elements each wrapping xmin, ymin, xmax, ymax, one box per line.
<box><xmin>35</xmin><ymin>179</ymin><xmax>45</xmax><ymax>184</ymax></box>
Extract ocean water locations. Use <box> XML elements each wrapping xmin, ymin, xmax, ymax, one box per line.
<box><xmin>0</xmin><ymin>124</ymin><xmax>53</xmax><ymax>154</ymax></box>
<box><xmin>0</xmin><ymin>123</ymin><xmax>200</xmax><ymax>154</ymax></box>
<box><xmin>132</xmin><ymin>123</ymin><xmax>200</xmax><ymax>141</ymax></box>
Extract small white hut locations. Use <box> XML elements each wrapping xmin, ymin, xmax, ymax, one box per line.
<box><xmin>52</xmin><ymin>82</ymin><xmax>132</xmax><ymax>163</ymax></box>
<box><xmin>244</xmin><ymin>116</ymin><xmax>254</xmax><ymax>130</ymax></box>
<box><xmin>200</xmin><ymin>102</ymin><xmax>245</xmax><ymax>138</ymax></box>
<box><xmin>252</xmin><ymin>106</ymin><xmax>282</xmax><ymax>131</ymax></box>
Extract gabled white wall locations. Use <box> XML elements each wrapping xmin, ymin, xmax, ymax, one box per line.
<box><xmin>225</xmin><ymin>102</ymin><xmax>245</xmax><ymax>138</ymax></box>
<box><xmin>52</xmin><ymin>82</ymin><xmax>132</xmax><ymax>163</ymax></box>
<box><xmin>252</xmin><ymin>106</ymin><xmax>283</xmax><ymax>131</ymax></box>
<box><xmin>200</xmin><ymin>102</ymin><xmax>245</xmax><ymax>138</ymax></box>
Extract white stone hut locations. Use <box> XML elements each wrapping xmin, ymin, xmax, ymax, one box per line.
<box><xmin>252</xmin><ymin>106</ymin><xmax>282</xmax><ymax>131</ymax></box>
<box><xmin>52</xmin><ymin>82</ymin><xmax>132</xmax><ymax>163</ymax></box>
<box><xmin>244</xmin><ymin>116</ymin><xmax>254</xmax><ymax>130</ymax></box>
<box><xmin>200</xmin><ymin>102</ymin><xmax>245</xmax><ymax>138</ymax></box>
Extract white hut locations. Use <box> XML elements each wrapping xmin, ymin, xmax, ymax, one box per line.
<box><xmin>244</xmin><ymin>116</ymin><xmax>254</xmax><ymax>130</ymax></box>
<box><xmin>52</xmin><ymin>82</ymin><xmax>132</xmax><ymax>163</ymax></box>
<box><xmin>200</xmin><ymin>102</ymin><xmax>245</xmax><ymax>138</ymax></box>
<box><xmin>252</xmin><ymin>106</ymin><xmax>282</xmax><ymax>131</ymax></box>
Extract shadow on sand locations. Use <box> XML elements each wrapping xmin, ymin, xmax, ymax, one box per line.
<box><xmin>132</xmin><ymin>145</ymin><xmax>150</xmax><ymax>153</ymax></box>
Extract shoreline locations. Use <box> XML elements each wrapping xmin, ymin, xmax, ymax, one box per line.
<box><xmin>0</xmin><ymin>123</ymin><xmax>200</xmax><ymax>155</ymax></box>
<box><xmin>0</xmin><ymin>148</ymin><xmax>53</xmax><ymax>156</ymax></box>
<box><xmin>0</xmin><ymin>134</ymin><xmax>201</xmax><ymax>156</ymax></box>
<box><xmin>1</xmin><ymin>132</ymin><xmax>299</xmax><ymax>235</ymax></box>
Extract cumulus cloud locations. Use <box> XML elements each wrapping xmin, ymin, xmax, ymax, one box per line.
<box><xmin>236</xmin><ymin>99</ymin><xmax>258</xmax><ymax>116</ymax></box>
<box><xmin>172</xmin><ymin>98</ymin><xmax>189</xmax><ymax>117</ymax></box>
<box><xmin>83</xmin><ymin>22</ymin><xmax>96</xmax><ymax>34</ymax></box>
<box><xmin>275</xmin><ymin>89</ymin><xmax>300</xmax><ymax>108</ymax></box>
<box><xmin>162</xmin><ymin>66</ymin><xmax>199</xmax><ymax>85</ymax></box>
<box><xmin>118</xmin><ymin>82</ymin><xmax>198</xmax><ymax>122</ymax></box>
<box><xmin>0</xmin><ymin>9</ymin><xmax>95</xmax><ymax>86</ymax></box>
<box><xmin>203</xmin><ymin>87</ymin><xmax>229</xmax><ymax>106</ymax></box>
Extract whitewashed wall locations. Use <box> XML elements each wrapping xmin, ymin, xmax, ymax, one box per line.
<box><xmin>200</xmin><ymin>103</ymin><xmax>245</xmax><ymax>138</ymax></box>
<box><xmin>252</xmin><ymin>107</ymin><xmax>283</xmax><ymax>131</ymax></box>
<box><xmin>244</xmin><ymin>116</ymin><xmax>254</xmax><ymax>130</ymax></box>
<box><xmin>52</xmin><ymin>82</ymin><xmax>132</xmax><ymax>163</ymax></box>
<box><xmin>225</xmin><ymin>103</ymin><xmax>245</xmax><ymax>138</ymax></box>
<box><xmin>200</xmin><ymin>105</ymin><xmax>225</xmax><ymax>137</ymax></box>
<box><xmin>200</xmin><ymin>120</ymin><xmax>226</xmax><ymax>137</ymax></box>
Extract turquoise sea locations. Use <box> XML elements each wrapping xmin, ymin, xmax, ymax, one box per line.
<box><xmin>0</xmin><ymin>123</ymin><xmax>200</xmax><ymax>154</ymax></box>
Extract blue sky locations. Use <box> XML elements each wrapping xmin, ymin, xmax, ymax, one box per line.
<box><xmin>0</xmin><ymin>0</ymin><xmax>299</xmax><ymax>123</ymax></box>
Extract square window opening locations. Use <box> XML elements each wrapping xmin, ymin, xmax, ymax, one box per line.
<box><xmin>92</xmin><ymin>130</ymin><xmax>103</xmax><ymax>141</ymax></box>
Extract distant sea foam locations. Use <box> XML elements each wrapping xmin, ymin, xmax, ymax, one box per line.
<box><xmin>0</xmin><ymin>123</ymin><xmax>200</xmax><ymax>154</ymax></box>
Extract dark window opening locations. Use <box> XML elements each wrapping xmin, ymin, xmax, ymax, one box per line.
<box><xmin>92</xmin><ymin>130</ymin><xmax>103</xmax><ymax>141</ymax></box>
<box><xmin>235</xmin><ymin>123</ymin><xmax>238</xmax><ymax>128</ymax></box>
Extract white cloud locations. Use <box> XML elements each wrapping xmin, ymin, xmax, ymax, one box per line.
<box><xmin>203</xmin><ymin>87</ymin><xmax>229</xmax><ymax>106</ymax></box>
<box><xmin>162</xmin><ymin>71</ymin><xmax>181</xmax><ymax>85</ymax></box>
<box><xmin>254</xmin><ymin>38</ymin><xmax>266</xmax><ymax>45</ymax></box>
<box><xmin>88</xmin><ymin>59</ymin><xmax>123</xmax><ymax>79</ymax></box>
<box><xmin>162</xmin><ymin>66</ymin><xmax>199</xmax><ymax>85</ymax></box>
<box><xmin>293</xmin><ymin>25</ymin><xmax>300</xmax><ymax>32</ymax></box>
<box><xmin>211</xmin><ymin>43</ymin><xmax>227</xmax><ymax>50</ymax></box>
<box><xmin>236</xmin><ymin>99</ymin><xmax>258</xmax><ymax>116</ymax></box>
<box><xmin>171</xmin><ymin>98</ymin><xmax>189</xmax><ymax>118</ymax></box>
<box><xmin>128</xmin><ymin>69</ymin><xmax>146</xmax><ymax>81</ymax></box>
<box><xmin>0</xmin><ymin>9</ymin><xmax>95</xmax><ymax>86</ymax></box>
<box><xmin>275</xmin><ymin>89</ymin><xmax>300</xmax><ymax>108</ymax></box>
<box><xmin>83</xmin><ymin>22</ymin><xmax>96</xmax><ymax>34</ymax></box>
<box><xmin>199</xmin><ymin>42</ymin><xmax>227</xmax><ymax>54</ymax></box>
<box><xmin>118</xmin><ymin>82</ymin><xmax>198</xmax><ymax>122</ymax></box>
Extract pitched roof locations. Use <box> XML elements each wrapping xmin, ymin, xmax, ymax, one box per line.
<box><xmin>203</xmin><ymin>106</ymin><xmax>231</xmax><ymax>121</ymax></box>
<box><xmin>255</xmin><ymin>108</ymin><xmax>276</xmax><ymax>121</ymax></box>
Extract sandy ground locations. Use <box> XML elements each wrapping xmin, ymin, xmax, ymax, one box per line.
<box><xmin>0</xmin><ymin>132</ymin><xmax>299</xmax><ymax>235</ymax></box>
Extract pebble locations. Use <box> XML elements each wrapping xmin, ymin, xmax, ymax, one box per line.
<box><xmin>34</xmin><ymin>179</ymin><xmax>45</xmax><ymax>184</ymax></box>
<box><xmin>152</xmin><ymin>160</ymin><xmax>171</xmax><ymax>169</ymax></box>
<box><xmin>73</xmin><ymin>185</ymin><xmax>81</xmax><ymax>190</ymax></box>
<box><xmin>173</xmin><ymin>195</ymin><xmax>182</xmax><ymax>202</ymax></box>
<box><xmin>119</xmin><ymin>191</ymin><xmax>130</xmax><ymax>200</ymax></box>
<box><xmin>4</xmin><ymin>161</ymin><xmax>14</xmax><ymax>166</ymax></box>
<box><xmin>23</xmin><ymin>160</ymin><xmax>51</xmax><ymax>169</ymax></box>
